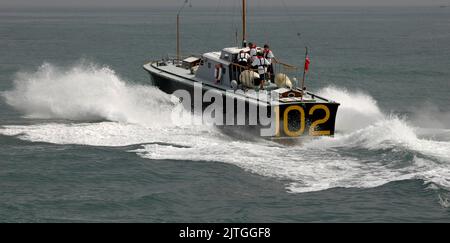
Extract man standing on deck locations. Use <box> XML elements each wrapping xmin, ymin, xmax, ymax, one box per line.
<box><xmin>249</xmin><ymin>43</ymin><xmax>258</xmax><ymax>62</ymax></box>
<box><xmin>252</xmin><ymin>51</ymin><xmax>270</xmax><ymax>90</ymax></box>
<box><xmin>238</xmin><ymin>50</ymin><xmax>251</xmax><ymax>67</ymax></box>
<box><xmin>263</xmin><ymin>44</ymin><xmax>275</xmax><ymax>81</ymax></box>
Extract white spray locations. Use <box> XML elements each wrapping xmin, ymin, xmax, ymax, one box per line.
<box><xmin>2</xmin><ymin>64</ymin><xmax>450</xmax><ymax>194</ymax></box>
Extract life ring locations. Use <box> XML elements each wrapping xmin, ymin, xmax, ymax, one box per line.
<box><xmin>214</xmin><ymin>64</ymin><xmax>223</xmax><ymax>81</ymax></box>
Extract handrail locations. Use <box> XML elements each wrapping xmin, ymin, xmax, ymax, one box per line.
<box><xmin>229</xmin><ymin>62</ymin><xmax>258</xmax><ymax>73</ymax></box>
<box><xmin>273</xmin><ymin>59</ymin><xmax>298</xmax><ymax>70</ymax></box>
<box><xmin>230</xmin><ymin>61</ymin><xmax>297</xmax><ymax>72</ymax></box>
<box><xmin>158</xmin><ymin>54</ymin><xmax>202</xmax><ymax>62</ymax></box>
<box><xmin>158</xmin><ymin>54</ymin><xmax>298</xmax><ymax>70</ymax></box>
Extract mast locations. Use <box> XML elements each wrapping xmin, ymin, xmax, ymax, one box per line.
<box><xmin>242</xmin><ymin>0</ymin><xmax>247</xmax><ymax>47</ymax></box>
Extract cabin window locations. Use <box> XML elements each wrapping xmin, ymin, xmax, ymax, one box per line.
<box><xmin>208</xmin><ymin>63</ymin><xmax>211</xmax><ymax>69</ymax></box>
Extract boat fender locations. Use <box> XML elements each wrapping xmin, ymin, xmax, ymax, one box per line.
<box><xmin>275</xmin><ymin>73</ymin><xmax>293</xmax><ymax>89</ymax></box>
<box><xmin>231</xmin><ymin>80</ymin><xmax>238</xmax><ymax>90</ymax></box>
<box><xmin>239</xmin><ymin>70</ymin><xmax>260</xmax><ymax>88</ymax></box>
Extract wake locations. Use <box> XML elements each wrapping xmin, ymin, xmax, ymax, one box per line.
<box><xmin>1</xmin><ymin>62</ymin><xmax>450</xmax><ymax>194</ymax></box>
<box><xmin>1</xmin><ymin>62</ymin><xmax>183</xmax><ymax>127</ymax></box>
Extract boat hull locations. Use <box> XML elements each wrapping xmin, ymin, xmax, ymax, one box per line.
<box><xmin>146</xmin><ymin>68</ymin><xmax>339</xmax><ymax>137</ymax></box>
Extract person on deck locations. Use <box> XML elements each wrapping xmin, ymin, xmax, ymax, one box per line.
<box><xmin>251</xmin><ymin>52</ymin><xmax>270</xmax><ymax>90</ymax></box>
<box><xmin>236</xmin><ymin>50</ymin><xmax>251</xmax><ymax>84</ymax></box>
<box><xmin>249</xmin><ymin>43</ymin><xmax>258</xmax><ymax>62</ymax></box>
<box><xmin>263</xmin><ymin>44</ymin><xmax>275</xmax><ymax>81</ymax></box>
<box><xmin>237</xmin><ymin>50</ymin><xmax>251</xmax><ymax>67</ymax></box>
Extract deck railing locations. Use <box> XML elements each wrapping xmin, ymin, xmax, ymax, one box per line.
<box><xmin>229</xmin><ymin>59</ymin><xmax>299</xmax><ymax>87</ymax></box>
<box><xmin>153</xmin><ymin>54</ymin><xmax>300</xmax><ymax>88</ymax></box>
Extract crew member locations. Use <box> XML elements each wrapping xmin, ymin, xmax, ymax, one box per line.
<box><xmin>251</xmin><ymin>52</ymin><xmax>270</xmax><ymax>90</ymax></box>
<box><xmin>237</xmin><ymin>50</ymin><xmax>251</xmax><ymax>67</ymax></box>
<box><xmin>249</xmin><ymin>43</ymin><xmax>258</xmax><ymax>62</ymax></box>
<box><xmin>263</xmin><ymin>44</ymin><xmax>275</xmax><ymax>81</ymax></box>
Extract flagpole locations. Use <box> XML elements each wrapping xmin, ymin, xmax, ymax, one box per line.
<box><xmin>301</xmin><ymin>46</ymin><xmax>309</xmax><ymax>99</ymax></box>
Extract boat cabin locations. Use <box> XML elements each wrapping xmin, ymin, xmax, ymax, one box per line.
<box><xmin>188</xmin><ymin>46</ymin><xmax>281</xmax><ymax>90</ymax></box>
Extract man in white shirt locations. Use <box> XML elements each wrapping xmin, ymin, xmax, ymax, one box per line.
<box><xmin>263</xmin><ymin>44</ymin><xmax>275</xmax><ymax>81</ymax></box>
<box><xmin>251</xmin><ymin>52</ymin><xmax>270</xmax><ymax>90</ymax></box>
<box><xmin>237</xmin><ymin>50</ymin><xmax>251</xmax><ymax>67</ymax></box>
<box><xmin>249</xmin><ymin>43</ymin><xmax>258</xmax><ymax>62</ymax></box>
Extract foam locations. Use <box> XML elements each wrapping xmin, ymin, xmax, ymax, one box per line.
<box><xmin>0</xmin><ymin>122</ymin><xmax>217</xmax><ymax>147</ymax></box>
<box><xmin>1</xmin><ymin>62</ymin><xmax>185</xmax><ymax>127</ymax></box>
<box><xmin>318</xmin><ymin>86</ymin><xmax>384</xmax><ymax>133</ymax></box>
<box><xmin>2</xmin><ymin>64</ymin><xmax>450</xmax><ymax>193</ymax></box>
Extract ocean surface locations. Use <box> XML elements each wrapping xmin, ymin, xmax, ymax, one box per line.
<box><xmin>1</xmin><ymin>5</ymin><xmax>450</xmax><ymax>222</ymax></box>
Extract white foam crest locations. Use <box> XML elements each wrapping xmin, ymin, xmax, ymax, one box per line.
<box><xmin>306</xmin><ymin>116</ymin><xmax>450</xmax><ymax>163</ymax></box>
<box><xmin>305</xmin><ymin>116</ymin><xmax>417</xmax><ymax>149</ymax></box>
<box><xmin>2</xmin><ymin>120</ymin><xmax>449</xmax><ymax>193</ymax></box>
<box><xmin>311</xmin><ymin>87</ymin><xmax>450</xmax><ymax>161</ymax></box>
<box><xmin>1</xmin><ymin>62</ymin><xmax>185</xmax><ymax>127</ymax></box>
<box><xmin>2</xmin><ymin>83</ymin><xmax>450</xmax><ymax>194</ymax></box>
<box><xmin>0</xmin><ymin>122</ymin><xmax>218</xmax><ymax>147</ymax></box>
<box><xmin>133</xmin><ymin>135</ymin><xmax>450</xmax><ymax>193</ymax></box>
<box><xmin>317</xmin><ymin>86</ymin><xmax>384</xmax><ymax>132</ymax></box>
<box><xmin>130</xmin><ymin>87</ymin><xmax>450</xmax><ymax>193</ymax></box>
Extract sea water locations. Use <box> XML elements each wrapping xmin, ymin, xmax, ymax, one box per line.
<box><xmin>0</xmin><ymin>5</ymin><xmax>450</xmax><ymax>222</ymax></box>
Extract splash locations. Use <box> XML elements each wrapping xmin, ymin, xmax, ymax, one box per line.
<box><xmin>318</xmin><ymin>86</ymin><xmax>384</xmax><ymax>132</ymax></box>
<box><xmin>1</xmin><ymin>69</ymin><xmax>450</xmax><ymax>194</ymax></box>
<box><xmin>1</xmin><ymin>62</ymin><xmax>183</xmax><ymax>127</ymax></box>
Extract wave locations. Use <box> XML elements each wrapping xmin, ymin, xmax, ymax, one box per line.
<box><xmin>1</xmin><ymin>62</ymin><xmax>185</xmax><ymax>127</ymax></box>
<box><xmin>318</xmin><ymin>86</ymin><xmax>384</xmax><ymax>133</ymax></box>
<box><xmin>1</xmin><ymin>63</ymin><xmax>450</xmax><ymax>193</ymax></box>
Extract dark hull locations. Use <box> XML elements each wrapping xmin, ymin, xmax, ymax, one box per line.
<box><xmin>147</xmin><ymin>70</ymin><xmax>339</xmax><ymax>137</ymax></box>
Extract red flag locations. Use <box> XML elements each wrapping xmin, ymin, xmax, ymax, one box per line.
<box><xmin>304</xmin><ymin>56</ymin><xmax>310</xmax><ymax>72</ymax></box>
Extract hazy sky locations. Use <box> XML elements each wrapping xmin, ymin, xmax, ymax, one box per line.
<box><xmin>0</xmin><ymin>0</ymin><xmax>445</xmax><ymax>8</ymax></box>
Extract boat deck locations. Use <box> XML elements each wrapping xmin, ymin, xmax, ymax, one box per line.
<box><xmin>144</xmin><ymin>61</ymin><xmax>334</xmax><ymax>105</ymax></box>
